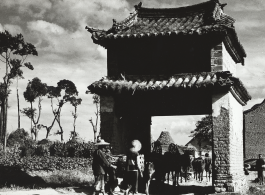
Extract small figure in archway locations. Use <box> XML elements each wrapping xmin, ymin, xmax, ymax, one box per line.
<box><xmin>204</xmin><ymin>153</ymin><xmax>212</xmax><ymax>182</ymax></box>
<box><xmin>256</xmin><ymin>154</ymin><xmax>265</xmax><ymax>185</ymax></box>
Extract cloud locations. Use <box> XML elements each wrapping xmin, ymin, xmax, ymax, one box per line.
<box><xmin>46</xmin><ymin>0</ymin><xmax>130</xmax><ymax>32</ymax></box>
<box><xmin>97</xmin><ymin>46</ymin><xmax>107</xmax><ymax>59</ymax></box>
<box><xmin>9</xmin><ymin>16</ymin><xmax>21</xmax><ymax>23</ymax></box>
<box><xmin>0</xmin><ymin>0</ymin><xmax>52</xmax><ymax>18</ymax></box>
<box><xmin>0</xmin><ymin>24</ymin><xmax>4</xmax><ymax>32</ymax></box>
<box><xmin>2</xmin><ymin>24</ymin><xmax>23</xmax><ymax>35</ymax></box>
<box><xmin>27</xmin><ymin>20</ymin><xmax>66</xmax><ymax>35</ymax></box>
<box><xmin>26</xmin><ymin>20</ymin><xmax>96</xmax><ymax>61</ymax></box>
<box><xmin>227</xmin><ymin>0</ymin><xmax>265</xmax><ymax>12</ymax></box>
<box><xmin>235</xmin><ymin>19</ymin><xmax>265</xmax><ymax>32</ymax></box>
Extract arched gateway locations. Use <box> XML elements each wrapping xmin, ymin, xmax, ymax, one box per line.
<box><xmin>86</xmin><ymin>0</ymin><xmax>251</xmax><ymax>193</ymax></box>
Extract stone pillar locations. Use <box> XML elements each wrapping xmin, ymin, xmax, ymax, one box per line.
<box><xmin>212</xmin><ymin>91</ymin><xmax>247</xmax><ymax>193</ymax></box>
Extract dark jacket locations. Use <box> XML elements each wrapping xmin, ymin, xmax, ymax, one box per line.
<box><xmin>256</xmin><ymin>158</ymin><xmax>265</xmax><ymax>171</ymax></box>
<box><xmin>92</xmin><ymin>149</ymin><xmax>111</xmax><ymax>175</ymax></box>
<box><xmin>126</xmin><ymin>151</ymin><xmax>139</xmax><ymax>171</ymax></box>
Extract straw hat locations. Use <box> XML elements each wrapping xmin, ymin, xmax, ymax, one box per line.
<box><xmin>94</xmin><ymin>139</ymin><xmax>110</xmax><ymax>145</ymax></box>
<box><xmin>130</xmin><ymin>140</ymin><xmax>142</xmax><ymax>153</ymax></box>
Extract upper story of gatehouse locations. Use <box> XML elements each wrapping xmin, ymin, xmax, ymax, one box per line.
<box><xmin>86</xmin><ymin>0</ymin><xmax>246</xmax><ymax>77</ymax></box>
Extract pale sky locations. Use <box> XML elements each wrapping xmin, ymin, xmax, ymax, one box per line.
<box><xmin>0</xmin><ymin>0</ymin><xmax>264</xmax><ymax>144</ymax></box>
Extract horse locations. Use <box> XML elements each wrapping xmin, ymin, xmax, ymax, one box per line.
<box><xmin>163</xmin><ymin>143</ymin><xmax>176</xmax><ymax>184</ymax></box>
<box><xmin>180</xmin><ymin>152</ymin><xmax>192</xmax><ymax>183</ymax></box>
<box><xmin>167</xmin><ymin>144</ymin><xmax>182</xmax><ymax>186</ymax></box>
<box><xmin>192</xmin><ymin>157</ymin><xmax>205</xmax><ymax>182</ymax></box>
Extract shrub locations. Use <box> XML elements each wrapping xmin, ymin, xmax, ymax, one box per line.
<box><xmin>49</xmin><ymin>141</ymin><xmax>68</xmax><ymax>157</ymax></box>
<box><xmin>38</xmin><ymin>139</ymin><xmax>53</xmax><ymax>145</ymax></box>
<box><xmin>0</xmin><ymin>155</ymin><xmax>92</xmax><ymax>172</ymax></box>
<box><xmin>35</xmin><ymin>145</ymin><xmax>50</xmax><ymax>157</ymax></box>
<box><xmin>65</xmin><ymin>141</ymin><xmax>95</xmax><ymax>158</ymax></box>
<box><xmin>7</xmin><ymin>128</ymin><xmax>29</xmax><ymax>147</ymax></box>
<box><xmin>0</xmin><ymin>144</ymin><xmax>21</xmax><ymax>158</ymax></box>
<box><xmin>20</xmin><ymin>138</ymin><xmax>36</xmax><ymax>157</ymax></box>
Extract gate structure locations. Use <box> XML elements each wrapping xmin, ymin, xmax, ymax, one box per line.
<box><xmin>86</xmin><ymin>0</ymin><xmax>251</xmax><ymax>193</ymax></box>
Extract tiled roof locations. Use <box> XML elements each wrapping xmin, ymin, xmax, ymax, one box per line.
<box><xmin>86</xmin><ymin>0</ymin><xmax>246</xmax><ymax>64</ymax></box>
<box><xmin>87</xmin><ymin>71</ymin><xmax>251</xmax><ymax>105</ymax></box>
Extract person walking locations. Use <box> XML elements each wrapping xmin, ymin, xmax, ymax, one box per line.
<box><xmin>204</xmin><ymin>153</ymin><xmax>212</xmax><ymax>182</ymax></box>
<box><xmin>256</xmin><ymin>154</ymin><xmax>265</xmax><ymax>185</ymax></box>
<box><xmin>92</xmin><ymin>139</ymin><xmax>117</xmax><ymax>195</ymax></box>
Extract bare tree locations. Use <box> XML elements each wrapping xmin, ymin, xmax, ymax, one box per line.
<box><xmin>89</xmin><ymin>95</ymin><xmax>100</xmax><ymax>142</ymax></box>
<box><xmin>69</xmin><ymin>96</ymin><xmax>82</xmax><ymax>140</ymax></box>
<box><xmin>47</xmin><ymin>80</ymin><xmax>79</xmax><ymax>142</ymax></box>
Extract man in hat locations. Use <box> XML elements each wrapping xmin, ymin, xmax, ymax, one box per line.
<box><xmin>256</xmin><ymin>154</ymin><xmax>265</xmax><ymax>185</ymax></box>
<box><xmin>92</xmin><ymin>139</ymin><xmax>117</xmax><ymax>195</ymax></box>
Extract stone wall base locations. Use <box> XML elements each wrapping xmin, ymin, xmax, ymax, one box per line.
<box><xmin>230</xmin><ymin>176</ymin><xmax>248</xmax><ymax>194</ymax></box>
<box><xmin>214</xmin><ymin>176</ymin><xmax>248</xmax><ymax>194</ymax></box>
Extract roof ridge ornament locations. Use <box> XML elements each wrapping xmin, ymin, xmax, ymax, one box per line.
<box><xmin>134</xmin><ymin>2</ymin><xmax>142</xmax><ymax>11</ymax></box>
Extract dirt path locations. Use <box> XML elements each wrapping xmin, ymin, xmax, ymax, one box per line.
<box><xmin>0</xmin><ymin>176</ymin><xmax>212</xmax><ymax>195</ymax></box>
<box><xmin>1</xmin><ymin>172</ymin><xmax>260</xmax><ymax>195</ymax></box>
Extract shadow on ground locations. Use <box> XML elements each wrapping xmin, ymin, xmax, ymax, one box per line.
<box><xmin>0</xmin><ymin>166</ymin><xmax>47</xmax><ymax>188</ymax></box>
<box><xmin>148</xmin><ymin>181</ymin><xmax>214</xmax><ymax>195</ymax></box>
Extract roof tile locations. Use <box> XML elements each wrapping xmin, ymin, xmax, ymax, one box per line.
<box><xmin>87</xmin><ymin>71</ymin><xmax>251</xmax><ymax>105</ymax></box>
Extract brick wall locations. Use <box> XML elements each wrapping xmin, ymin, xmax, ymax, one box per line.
<box><xmin>212</xmin><ymin>92</ymin><xmax>247</xmax><ymax>193</ymax></box>
<box><xmin>211</xmin><ymin>42</ymin><xmax>237</xmax><ymax>76</ymax></box>
<box><xmin>244</xmin><ymin>100</ymin><xmax>265</xmax><ymax>159</ymax></box>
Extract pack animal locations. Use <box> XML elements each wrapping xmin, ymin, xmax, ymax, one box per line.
<box><xmin>192</xmin><ymin>157</ymin><xmax>205</xmax><ymax>182</ymax></box>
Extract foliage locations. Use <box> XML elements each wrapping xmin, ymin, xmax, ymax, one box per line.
<box><xmin>0</xmin><ymin>144</ymin><xmax>21</xmax><ymax>158</ymax></box>
<box><xmin>50</xmin><ymin>140</ymin><xmax>95</xmax><ymax>158</ymax></box>
<box><xmin>35</xmin><ymin>144</ymin><xmax>50</xmax><ymax>157</ymax></box>
<box><xmin>0</xmin><ymin>156</ymin><xmax>92</xmax><ymax>172</ymax></box>
<box><xmin>190</xmin><ymin>115</ymin><xmax>213</xmax><ymax>145</ymax></box>
<box><xmin>19</xmin><ymin>138</ymin><xmax>37</xmax><ymax>157</ymax></box>
<box><xmin>7</xmin><ymin>128</ymin><xmax>29</xmax><ymax>147</ymax></box>
<box><xmin>37</xmin><ymin>138</ymin><xmax>53</xmax><ymax>145</ymax></box>
<box><xmin>47</xmin><ymin>80</ymin><xmax>79</xmax><ymax>141</ymax></box>
<box><xmin>22</xmin><ymin>77</ymin><xmax>47</xmax><ymax>140</ymax></box>
<box><xmin>23</xmin><ymin>77</ymin><xmax>47</xmax><ymax>103</ymax></box>
<box><xmin>49</xmin><ymin>141</ymin><xmax>68</xmax><ymax>157</ymax></box>
<box><xmin>66</xmin><ymin>141</ymin><xmax>95</xmax><ymax>158</ymax></box>
<box><xmin>0</xmin><ymin>30</ymin><xmax>37</xmax><ymax>151</ymax></box>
